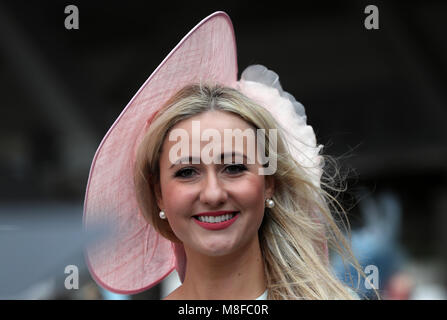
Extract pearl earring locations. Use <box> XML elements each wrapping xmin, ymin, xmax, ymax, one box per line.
<box><xmin>265</xmin><ymin>198</ymin><xmax>275</xmax><ymax>208</ymax></box>
<box><xmin>159</xmin><ymin>211</ymin><xmax>166</xmax><ymax>219</ymax></box>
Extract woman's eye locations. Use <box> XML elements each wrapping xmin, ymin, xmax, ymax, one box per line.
<box><xmin>224</xmin><ymin>164</ymin><xmax>247</xmax><ymax>174</ymax></box>
<box><xmin>174</xmin><ymin>165</ymin><xmax>247</xmax><ymax>178</ymax></box>
<box><xmin>174</xmin><ymin>168</ymin><xmax>197</xmax><ymax>178</ymax></box>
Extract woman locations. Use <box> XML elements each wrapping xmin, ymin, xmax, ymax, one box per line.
<box><xmin>84</xmin><ymin>12</ymin><xmax>364</xmax><ymax>299</ymax></box>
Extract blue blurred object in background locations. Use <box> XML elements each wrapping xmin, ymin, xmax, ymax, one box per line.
<box><xmin>331</xmin><ymin>191</ymin><xmax>407</xmax><ymax>299</ymax></box>
<box><xmin>99</xmin><ymin>287</ymin><xmax>130</xmax><ymax>300</ymax></box>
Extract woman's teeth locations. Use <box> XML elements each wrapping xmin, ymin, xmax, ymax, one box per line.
<box><xmin>197</xmin><ymin>213</ymin><xmax>236</xmax><ymax>223</ymax></box>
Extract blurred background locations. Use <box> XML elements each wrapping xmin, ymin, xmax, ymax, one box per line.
<box><xmin>0</xmin><ymin>0</ymin><xmax>446</xmax><ymax>299</ymax></box>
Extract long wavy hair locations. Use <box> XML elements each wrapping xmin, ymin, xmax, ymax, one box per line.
<box><xmin>134</xmin><ymin>83</ymin><xmax>369</xmax><ymax>299</ymax></box>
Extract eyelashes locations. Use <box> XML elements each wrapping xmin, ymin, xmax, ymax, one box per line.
<box><xmin>174</xmin><ymin>168</ymin><xmax>196</xmax><ymax>179</ymax></box>
<box><xmin>174</xmin><ymin>164</ymin><xmax>248</xmax><ymax>179</ymax></box>
<box><xmin>224</xmin><ymin>164</ymin><xmax>248</xmax><ymax>175</ymax></box>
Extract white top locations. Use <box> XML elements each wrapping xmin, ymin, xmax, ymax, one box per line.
<box><xmin>255</xmin><ymin>289</ymin><xmax>268</xmax><ymax>300</ymax></box>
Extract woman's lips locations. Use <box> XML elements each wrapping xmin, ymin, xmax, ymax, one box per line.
<box><xmin>195</xmin><ymin>210</ymin><xmax>238</xmax><ymax>217</ymax></box>
<box><xmin>192</xmin><ymin>212</ymin><xmax>240</xmax><ymax>230</ymax></box>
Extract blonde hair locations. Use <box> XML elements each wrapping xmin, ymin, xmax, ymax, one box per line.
<box><xmin>134</xmin><ymin>83</ymin><xmax>371</xmax><ymax>299</ymax></box>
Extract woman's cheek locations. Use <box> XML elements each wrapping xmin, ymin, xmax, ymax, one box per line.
<box><xmin>239</xmin><ymin>177</ymin><xmax>265</xmax><ymax>200</ymax></box>
<box><xmin>163</xmin><ymin>182</ymin><xmax>195</xmax><ymax>214</ymax></box>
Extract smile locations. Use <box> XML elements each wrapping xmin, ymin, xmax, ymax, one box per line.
<box><xmin>197</xmin><ymin>213</ymin><xmax>235</xmax><ymax>223</ymax></box>
<box><xmin>192</xmin><ymin>211</ymin><xmax>239</xmax><ymax>230</ymax></box>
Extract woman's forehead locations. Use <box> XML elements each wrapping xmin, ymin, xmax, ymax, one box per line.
<box><xmin>157</xmin><ymin>110</ymin><xmax>276</xmax><ymax>172</ymax></box>
<box><xmin>162</xmin><ymin>131</ymin><xmax>259</xmax><ymax>166</ymax></box>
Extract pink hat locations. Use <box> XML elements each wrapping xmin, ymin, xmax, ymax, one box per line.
<box><xmin>84</xmin><ymin>11</ymin><xmax>327</xmax><ymax>295</ymax></box>
<box><xmin>83</xmin><ymin>11</ymin><xmax>237</xmax><ymax>294</ymax></box>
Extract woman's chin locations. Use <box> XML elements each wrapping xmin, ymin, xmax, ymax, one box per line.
<box><xmin>194</xmin><ymin>240</ymin><xmax>240</xmax><ymax>257</ymax></box>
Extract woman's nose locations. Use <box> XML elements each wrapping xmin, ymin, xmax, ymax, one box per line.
<box><xmin>199</xmin><ymin>171</ymin><xmax>228</xmax><ymax>207</ymax></box>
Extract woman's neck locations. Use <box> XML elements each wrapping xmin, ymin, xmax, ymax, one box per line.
<box><xmin>174</xmin><ymin>236</ymin><xmax>266</xmax><ymax>299</ymax></box>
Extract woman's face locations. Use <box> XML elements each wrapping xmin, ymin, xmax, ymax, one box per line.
<box><xmin>156</xmin><ymin>110</ymin><xmax>274</xmax><ymax>257</ymax></box>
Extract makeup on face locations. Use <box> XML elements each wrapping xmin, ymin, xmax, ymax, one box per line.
<box><xmin>157</xmin><ymin>111</ymin><xmax>273</xmax><ymax>256</ymax></box>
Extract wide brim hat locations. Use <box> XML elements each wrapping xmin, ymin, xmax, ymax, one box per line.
<box><xmin>83</xmin><ymin>11</ymin><xmax>238</xmax><ymax>294</ymax></box>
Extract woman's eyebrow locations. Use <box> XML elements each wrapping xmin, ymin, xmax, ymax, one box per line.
<box><xmin>221</xmin><ymin>152</ymin><xmax>248</xmax><ymax>163</ymax></box>
<box><xmin>169</xmin><ymin>156</ymin><xmax>201</xmax><ymax>168</ymax></box>
<box><xmin>169</xmin><ymin>152</ymin><xmax>248</xmax><ymax>168</ymax></box>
